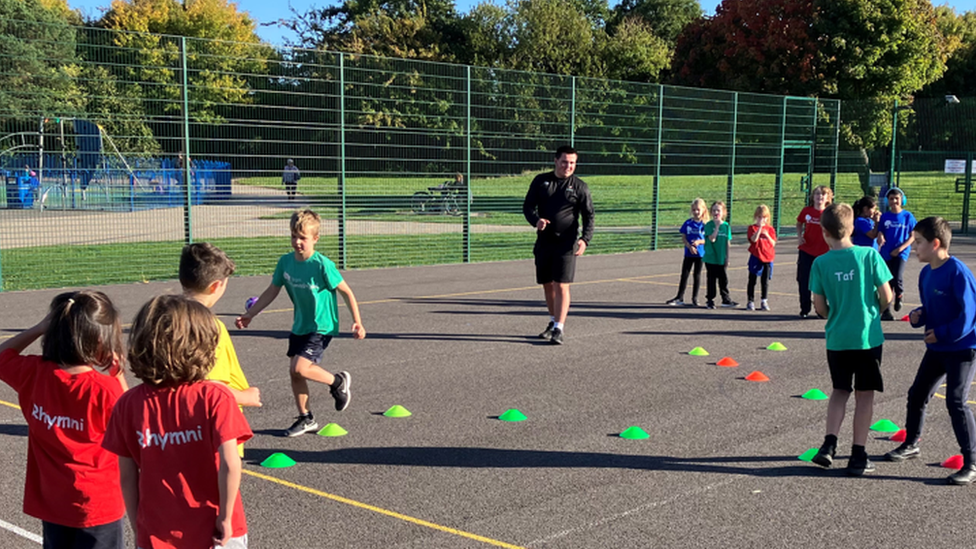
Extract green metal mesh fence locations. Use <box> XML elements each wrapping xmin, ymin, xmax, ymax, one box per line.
<box><xmin>0</xmin><ymin>20</ymin><xmax>847</xmax><ymax>291</ymax></box>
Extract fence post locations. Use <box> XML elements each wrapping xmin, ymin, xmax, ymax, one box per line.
<box><xmin>727</xmin><ymin>92</ymin><xmax>737</xmax><ymax>223</ymax></box>
<box><xmin>964</xmin><ymin>152</ymin><xmax>972</xmax><ymax>235</ymax></box>
<box><xmin>464</xmin><ymin>65</ymin><xmax>471</xmax><ymax>263</ymax></box>
<box><xmin>773</xmin><ymin>96</ymin><xmax>786</xmax><ymax>235</ymax></box>
<box><xmin>338</xmin><ymin>53</ymin><xmax>347</xmax><ymax>269</ymax></box>
<box><xmin>180</xmin><ymin>37</ymin><xmax>192</xmax><ymax>244</ymax></box>
<box><xmin>831</xmin><ymin>100</ymin><xmax>840</xmax><ymax>192</ymax></box>
<box><xmin>652</xmin><ymin>86</ymin><xmax>663</xmax><ymax>250</ymax></box>
<box><xmin>570</xmin><ymin>76</ymin><xmax>576</xmax><ymax>147</ymax></box>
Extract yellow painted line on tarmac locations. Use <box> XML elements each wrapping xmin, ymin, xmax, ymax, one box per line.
<box><xmin>0</xmin><ymin>398</ymin><xmax>523</xmax><ymax>548</ymax></box>
<box><xmin>933</xmin><ymin>382</ymin><xmax>976</xmax><ymax>405</ymax></box>
<box><xmin>241</xmin><ymin>469</ymin><xmax>525</xmax><ymax>548</ymax></box>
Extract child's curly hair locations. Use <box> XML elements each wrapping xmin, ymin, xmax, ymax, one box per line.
<box><xmin>128</xmin><ymin>295</ymin><xmax>219</xmax><ymax>388</ymax></box>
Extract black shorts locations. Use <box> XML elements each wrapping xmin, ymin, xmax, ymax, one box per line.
<box><xmin>827</xmin><ymin>345</ymin><xmax>884</xmax><ymax>392</ymax></box>
<box><xmin>287</xmin><ymin>332</ymin><xmax>333</xmax><ymax>364</ymax></box>
<box><xmin>43</xmin><ymin>519</ymin><xmax>123</xmax><ymax>549</ymax></box>
<box><xmin>534</xmin><ymin>238</ymin><xmax>578</xmax><ymax>284</ymax></box>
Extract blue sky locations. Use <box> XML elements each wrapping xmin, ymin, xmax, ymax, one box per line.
<box><xmin>67</xmin><ymin>0</ymin><xmax>976</xmax><ymax>46</ymax></box>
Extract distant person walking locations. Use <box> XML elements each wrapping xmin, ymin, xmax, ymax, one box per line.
<box><xmin>522</xmin><ymin>145</ymin><xmax>595</xmax><ymax>345</ymax></box>
<box><xmin>283</xmin><ymin>159</ymin><xmax>301</xmax><ymax>201</ymax></box>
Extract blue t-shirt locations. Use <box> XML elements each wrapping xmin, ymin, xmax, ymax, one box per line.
<box><xmin>915</xmin><ymin>257</ymin><xmax>976</xmax><ymax>351</ymax></box>
<box><xmin>680</xmin><ymin>219</ymin><xmax>706</xmax><ymax>257</ymax></box>
<box><xmin>879</xmin><ymin>210</ymin><xmax>917</xmax><ymax>260</ymax></box>
<box><xmin>852</xmin><ymin>217</ymin><xmax>878</xmax><ymax>250</ymax></box>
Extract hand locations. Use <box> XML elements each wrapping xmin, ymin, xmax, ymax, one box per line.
<box><xmin>235</xmin><ymin>315</ymin><xmax>252</xmax><ymax>329</ymax></box>
<box><xmin>575</xmin><ymin>240</ymin><xmax>587</xmax><ymax>256</ymax></box>
<box><xmin>352</xmin><ymin>323</ymin><xmax>366</xmax><ymax>339</ymax></box>
<box><xmin>909</xmin><ymin>308</ymin><xmax>922</xmax><ymax>325</ymax></box>
<box><xmin>924</xmin><ymin>329</ymin><xmax>938</xmax><ymax>344</ymax></box>
<box><xmin>798</xmin><ymin>236</ymin><xmax>805</xmax><ymax>247</ymax></box>
<box><xmin>872</xmin><ymin>211</ymin><xmax>882</xmax><ymax>223</ymax></box>
<box><xmin>536</xmin><ymin>219</ymin><xmax>550</xmax><ymax>231</ymax></box>
<box><xmin>213</xmin><ymin>516</ymin><xmax>232</xmax><ymax>547</ymax></box>
<box><xmin>240</xmin><ymin>387</ymin><xmax>262</xmax><ymax>407</ymax></box>
<box><xmin>891</xmin><ymin>249</ymin><xmax>899</xmax><ymax>258</ymax></box>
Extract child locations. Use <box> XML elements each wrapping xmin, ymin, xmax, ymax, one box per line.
<box><xmin>809</xmin><ymin>203</ymin><xmax>893</xmax><ymax>476</ymax></box>
<box><xmin>180</xmin><ymin>242</ymin><xmax>262</xmax><ymax>456</ymax></box>
<box><xmin>746</xmin><ymin>204</ymin><xmax>777</xmax><ymax>311</ymax></box>
<box><xmin>851</xmin><ymin>196</ymin><xmax>882</xmax><ymax>250</ymax></box>
<box><xmin>0</xmin><ymin>291</ymin><xmax>128</xmax><ymax>548</ymax></box>
<box><xmin>884</xmin><ymin>217</ymin><xmax>976</xmax><ymax>485</ymax></box>
<box><xmin>878</xmin><ymin>187</ymin><xmax>916</xmax><ymax>320</ymax></box>
<box><xmin>796</xmin><ymin>185</ymin><xmax>833</xmax><ymax>318</ymax></box>
<box><xmin>667</xmin><ymin>198</ymin><xmax>709</xmax><ymax>307</ymax></box>
<box><xmin>236</xmin><ymin>209</ymin><xmax>367</xmax><ymax>437</ymax></box>
<box><xmin>103</xmin><ymin>295</ymin><xmax>252</xmax><ymax>548</ymax></box>
<box><xmin>703</xmin><ymin>201</ymin><xmax>737</xmax><ymax>309</ymax></box>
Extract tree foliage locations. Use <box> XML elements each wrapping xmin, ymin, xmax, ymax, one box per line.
<box><xmin>609</xmin><ymin>0</ymin><xmax>701</xmax><ymax>44</ymax></box>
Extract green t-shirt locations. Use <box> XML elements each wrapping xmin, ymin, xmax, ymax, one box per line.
<box><xmin>272</xmin><ymin>251</ymin><xmax>345</xmax><ymax>336</ymax></box>
<box><xmin>703</xmin><ymin>221</ymin><xmax>731</xmax><ymax>265</ymax></box>
<box><xmin>809</xmin><ymin>246</ymin><xmax>892</xmax><ymax>350</ymax></box>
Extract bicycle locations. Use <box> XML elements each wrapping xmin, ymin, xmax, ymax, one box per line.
<box><xmin>411</xmin><ymin>181</ymin><xmax>463</xmax><ymax>216</ymax></box>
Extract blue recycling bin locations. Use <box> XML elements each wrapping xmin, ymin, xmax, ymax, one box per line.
<box><xmin>5</xmin><ymin>175</ymin><xmax>35</xmax><ymax>209</ymax></box>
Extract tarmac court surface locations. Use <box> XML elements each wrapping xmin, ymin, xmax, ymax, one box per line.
<box><xmin>1</xmin><ymin>238</ymin><xmax>976</xmax><ymax>548</ymax></box>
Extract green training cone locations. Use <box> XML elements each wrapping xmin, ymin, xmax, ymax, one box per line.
<box><xmin>798</xmin><ymin>448</ymin><xmax>818</xmax><ymax>462</ymax></box>
<box><xmin>317</xmin><ymin>423</ymin><xmax>348</xmax><ymax>437</ymax></box>
<box><xmin>619</xmin><ymin>426</ymin><xmax>650</xmax><ymax>440</ymax></box>
<box><xmin>498</xmin><ymin>409</ymin><xmax>527</xmax><ymax>422</ymax></box>
<box><xmin>869</xmin><ymin>419</ymin><xmax>900</xmax><ymax>433</ymax></box>
<box><xmin>688</xmin><ymin>346</ymin><xmax>709</xmax><ymax>356</ymax></box>
<box><xmin>383</xmin><ymin>405</ymin><xmax>412</xmax><ymax>418</ymax></box>
<box><xmin>801</xmin><ymin>389</ymin><xmax>829</xmax><ymax>401</ymax></box>
<box><xmin>766</xmin><ymin>342</ymin><xmax>788</xmax><ymax>351</ymax></box>
<box><xmin>260</xmin><ymin>452</ymin><xmax>296</xmax><ymax>468</ymax></box>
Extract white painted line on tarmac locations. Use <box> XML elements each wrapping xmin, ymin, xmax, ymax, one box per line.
<box><xmin>526</xmin><ymin>475</ymin><xmax>742</xmax><ymax>546</ymax></box>
<box><xmin>0</xmin><ymin>519</ymin><xmax>41</xmax><ymax>544</ymax></box>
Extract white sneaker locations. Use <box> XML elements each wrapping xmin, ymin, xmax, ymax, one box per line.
<box><xmin>761</xmin><ymin>299</ymin><xmax>771</xmax><ymax>311</ymax></box>
<box><xmin>746</xmin><ymin>301</ymin><xmax>755</xmax><ymax>311</ymax></box>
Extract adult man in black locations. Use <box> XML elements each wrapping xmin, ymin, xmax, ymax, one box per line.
<box><xmin>523</xmin><ymin>145</ymin><xmax>595</xmax><ymax>345</ymax></box>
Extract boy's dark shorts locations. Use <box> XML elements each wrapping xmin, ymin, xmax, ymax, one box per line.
<box><xmin>43</xmin><ymin>518</ymin><xmax>123</xmax><ymax>549</ymax></box>
<box><xmin>287</xmin><ymin>332</ymin><xmax>333</xmax><ymax>364</ymax></box>
<box><xmin>827</xmin><ymin>345</ymin><xmax>884</xmax><ymax>392</ymax></box>
<box><xmin>534</xmin><ymin>238</ymin><xmax>578</xmax><ymax>284</ymax></box>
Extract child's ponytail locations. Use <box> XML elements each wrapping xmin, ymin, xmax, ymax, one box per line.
<box><xmin>42</xmin><ymin>290</ymin><xmax>123</xmax><ymax>371</ymax></box>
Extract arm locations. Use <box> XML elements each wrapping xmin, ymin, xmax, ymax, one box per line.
<box><xmin>218</xmin><ymin>382</ymin><xmax>261</xmax><ymax>407</ymax></box>
<box><xmin>748</xmin><ymin>226</ymin><xmax>761</xmax><ymax>244</ymax></box>
<box><xmin>796</xmin><ymin>222</ymin><xmax>805</xmax><ymax>247</ymax></box>
<box><xmin>866</xmin><ymin>215</ymin><xmax>881</xmax><ymax>239</ymax></box>
<box><xmin>522</xmin><ymin>180</ymin><xmax>544</xmax><ymax>229</ymax></box>
<box><xmin>813</xmin><ymin>293</ymin><xmax>829</xmax><ymax>318</ymax></box>
<box><xmin>118</xmin><ymin>457</ymin><xmax>139</xmax><ymax>538</ymax></box>
<box><xmin>725</xmin><ymin>227</ymin><xmax>731</xmax><ymax>267</ymax></box>
<box><xmin>213</xmin><ymin>439</ymin><xmax>241</xmax><ymax>548</ymax></box>
<box><xmin>893</xmin><ymin>232</ymin><xmax>915</xmax><ymax>256</ymax></box>
<box><xmin>0</xmin><ymin>317</ymin><xmax>48</xmax><ymax>355</ymax></box>
<box><xmin>578</xmin><ymin>183</ymin><xmax>595</xmax><ymax>247</ymax></box>
<box><xmin>708</xmin><ymin>222</ymin><xmax>719</xmax><ymax>243</ymax></box>
<box><xmin>932</xmin><ymin>274</ymin><xmax>976</xmax><ymax>344</ymax></box>
<box><xmin>877</xmin><ymin>281</ymin><xmax>894</xmax><ymax>313</ymax></box>
<box><xmin>336</xmin><ymin>281</ymin><xmax>366</xmax><ymax>339</ymax></box>
<box><xmin>235</xmin><ymin>283</ymin><xmax>281</xmax><ymax>328</ymax></box>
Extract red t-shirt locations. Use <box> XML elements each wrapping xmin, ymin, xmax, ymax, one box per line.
<box><xmin>102</xmin><ymin>381</ymin><xmax>252</xmax><ymax>549</ymax></box>
<box><xmin>747</xmin><ymin>224</ymin><xmax>777</xmax><ymax>263</ymax></box>
<box><xmin>0</xmin><ymin>349</ymin><xmax>125</xmax><ymax>527</ymax></box>
<box><xmin>797</xmin><ymin>206</ymin><xmax>828</xmax><ymax>256</ymax></box>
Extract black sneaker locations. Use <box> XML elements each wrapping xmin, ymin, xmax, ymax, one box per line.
<box><xmin>799</xmin><ymin>311</ymin><xmax>810</xmax><ymax>319</ymax></box>
<box><xmin>884</xmin><ymin>443</ymin><xmax>920</xmax><ymax>462</ymax></box>
<box><xmin>894</xmin><ymin>295</ymin><xmax>903</xmax><ymax>312</ymax></box>
<box><xmin>550</xmin><ymin>328</ymin><xmax>564</xmax><ymax>345</ymax></box>
<box><xmin>690</xmin><ymin>300</ymin><xmax>700</xmax><ymax>307</ymax></box>
<box><xmin>666</xmin><ymin>297</ymin><xmax>684</xmax><ymax>306</ymax></box>
<box><xmin>706</xmin><ymin>301</ymin><xmax>716</xmax><ymax>310</ymax></box>
<box><xmin>881</xmin><ymin>309</ymin><xmax>894</xmax><ymax>321</ymax></box>
<box><xmin>284</xmin><ymin>414</ymin><xmax>319</xmax><ymax>437</ymax></box>
<box><xmin>812</xmin><ymin>445</ymin><xmax>835</xmax><ymax>468</ymax></box>
<box><xmin>539</xmin><ymin>321</ymin><xmax>554</xmax><ymax>340</ymax></box>
<box><xmin>330</xmin><ymin>371</ymin><xmax>351</xmax><ymax>411</ymax></box>
<box><xmin>846</xmin><ymin>454</ymin><xmax>876</xmax><ymax>476</ymax></box>
<box><xmin>948</xmin><ymin>464</ymin><xmax>976</xmax><ymax>485</ymax></box>
<box><xmin>721</xmin><ymin>300</ymin><xmax>738</xmax><ymax>308</ymax></box>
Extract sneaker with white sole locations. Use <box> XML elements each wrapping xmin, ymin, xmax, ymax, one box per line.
<box><xmin>666</xmin><ymin>297</ymin><xmax>684</xmax><ymax>306</ymax></box>
<box><xmin>284</xmin><ymin>414</ymin><xmax>319</xmax><ymax>437</ymax></box>
<box><xmin>539</xmin><ymin>321</ymin><xmax>554</xmax><ymax>340</ymax></box>
<box><xmin>760</xmin><ymin>299</ymin><xmax>770</xmax><ymax>311</ymax></box>
<box><xmin>330</xmin><ymin>371</ymin><xmax>351</xmax><ymax>411</ymax></box>
<box><xmin>746</xmin><ymin>301</ymin><xmax>755</xmax><ymax>311</ymax></box>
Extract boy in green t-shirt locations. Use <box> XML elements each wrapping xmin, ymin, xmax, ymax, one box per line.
<box><xmin>703</xmin><ymin>201</ymin><xmax>737</xmax><ymax>309</ymax></box>
<box><xmin>809</xmin><ymin>203</ymin><xmax>893</xmax><ymax>475</ymax></box>
<box><xmin>237</xmin><ymin>209</ymin><xmax>367</xmax><ymax>437</ymax></box>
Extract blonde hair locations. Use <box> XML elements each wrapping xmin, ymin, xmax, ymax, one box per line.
<box><xmin>811</xmin><ymin>186</ymin><xmax>834</xmax><ymax>207</ymax></box>
<box><xmin>691</xmin><ymin>198</ymin><xmax>710</xmax><ymax>222</ymax></box>
<box><xmin>128</xmin><ymin>295</ymin><xmax>219</xmax><ymax>388</ymax></box>
<box><xmin>754</xmin><ymin>204</ymin><xmax>771</xmax><ymax>223</ymax></box>
<box><xmin>821</xmin><ymin>203</ymin><xmax>854</xmax><ymax>240</ymax></box>
<box><xmin>290</xmin><ymin>209</ymin><xmax>321</xmax><ymax>236</ymax></box>
<box><xmin>710</xmin><ymin>201</ymin><xmax>726</xmax><ymax>217</ymax></box>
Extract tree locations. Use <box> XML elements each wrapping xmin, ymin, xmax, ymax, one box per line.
<box><xmin>610</xmin><ymin>0</ymin><xmax>701</xmax><ymax>44</ymax></box>
<box><xmin>601</xmin><ymin>16</ymin><xmax>670</xmax><ymax>82</ymax></box>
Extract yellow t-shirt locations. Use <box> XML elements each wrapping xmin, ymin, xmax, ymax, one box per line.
<box><xmin>208</xmin><ymin>319</ymin><xmax>250</xmax><ymax>456</ymax></box>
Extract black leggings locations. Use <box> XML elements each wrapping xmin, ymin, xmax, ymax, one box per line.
<box><xmin>747</xmin><ymin>262</ymin><xmax>771</xmax><ymax>301</ymax></box>
<box><xmin>885</xmin><ymin>256</ymin><xmax>907</xmax><ymax>299</ymax></box>
<box><xmin>705</xmin><ymin>263</ymin><xmax>730</xmax><ymax>303</ymax></box>
<box><xmin>904</xmin><ymin>349</ymin><xmax>976</xmax><ymax>465</ymax></box>
<box><xmin>675</xmin><ymin>256</ymin><xmax>703</xmax><ymax>301</ymax></box>
<box><xmin>796</xmin><ymin>250</ymin><xmax>816</xmax><ymax>315</ymax></box>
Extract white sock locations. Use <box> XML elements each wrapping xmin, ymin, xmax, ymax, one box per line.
<box><xmin>554</xmin><ymin>322</ymin><xmax>564</xmax><ymax>331</ymax></box>
<box><xmin>549</xmin><ymin>316</ymin><xmax>556</xmax><ymax>324</ymax></box>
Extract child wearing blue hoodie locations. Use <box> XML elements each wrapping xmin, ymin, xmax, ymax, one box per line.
<box><xmin>884</xmin><ymin>217</ymin><xmax>976</xmax><ymax>486</ymax></box>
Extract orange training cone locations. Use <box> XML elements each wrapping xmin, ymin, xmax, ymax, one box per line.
<box><xmin>890</xmin><ymin>429</ymin><xmax>907</xmax><ymax>442</ymax></box>
<box><xmin>942</xmin><ymin>455</ymin><xmax>964</xmax><ymax>469</ymax></box>
<box><xmin>745</xmin><ymin>371</ymin><xmax>769</xmax><ymax>382</ymax></box>
<box><xmin>716</xmin><ymin>357</ymin><xmax>738</xmax><ymax>367</ymax></box>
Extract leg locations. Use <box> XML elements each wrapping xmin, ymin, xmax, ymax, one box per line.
<box><xmin>943</xmin><ymin>350</ymin><xmax>976</xmax><ymax>465</ymax></box>
<box><xmin>290</xmin><ymin>355</ymin><xmax>335</xmax><ymax>415</ymax></box>
<box><xmin>851</xmin><ymin>390</ymin><xmax>876</xmax><ymax>447</ymax></box>
<box><xmin>543</xmin><ymin>282</ymin><xmax>557</xmax><ymax>318</ymax></box>
<box><xmin>691</xmin><ymin>257</ymin><xmax>703</xmax><ymax>302</ymax></box>
<box><xmin>825</xmin><ymin>389</ymin><xmax>851</xmax><ymax>437</ymax></box>
<box><xmin>553</xmin><ymin>282</ymin><xmax>571</xmax><ymax>324</ymax></box>
<box><xmin>760</xmin><ymin>264</ymin><xmax>770</xmax><ymax>300</ymax></box>
<box><xmin>717</xmin><ymin>266</ymin><xmax>731</xmax><ymax>303</ymax></box>
<box><xmin>796</xmin><ymin>250</ymin><xmax>814</xmax><ymax>315</ymax></box>
<box><xmin>747</xmin><ymin>272</ymin><xmax>757</xmax><ymax>302</ymax></box>
<box><xmin>675</xmin><ymin>256</ymin><xmax>693</xmax><ymax>300</ymax></box>
<box><xmin>705</xmin><ymin>263</ymin><xmax>718</xmax><ymax>303</ymax></box>
<box><xmin>904</xmin><ymin>350</ymin><xmax>947</xmax><ymax>444</ymax></box>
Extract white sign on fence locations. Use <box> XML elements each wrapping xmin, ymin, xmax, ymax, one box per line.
<box><xmin>945</xmin><ymin>159</ymin><xmax>976</xmax><ymax>174</ymax></box>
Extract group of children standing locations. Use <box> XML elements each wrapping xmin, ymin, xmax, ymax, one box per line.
<box><xmin>0</xmin><ymin>209</ymin><xmax>364</xmax><ymax>548</ymax></box>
